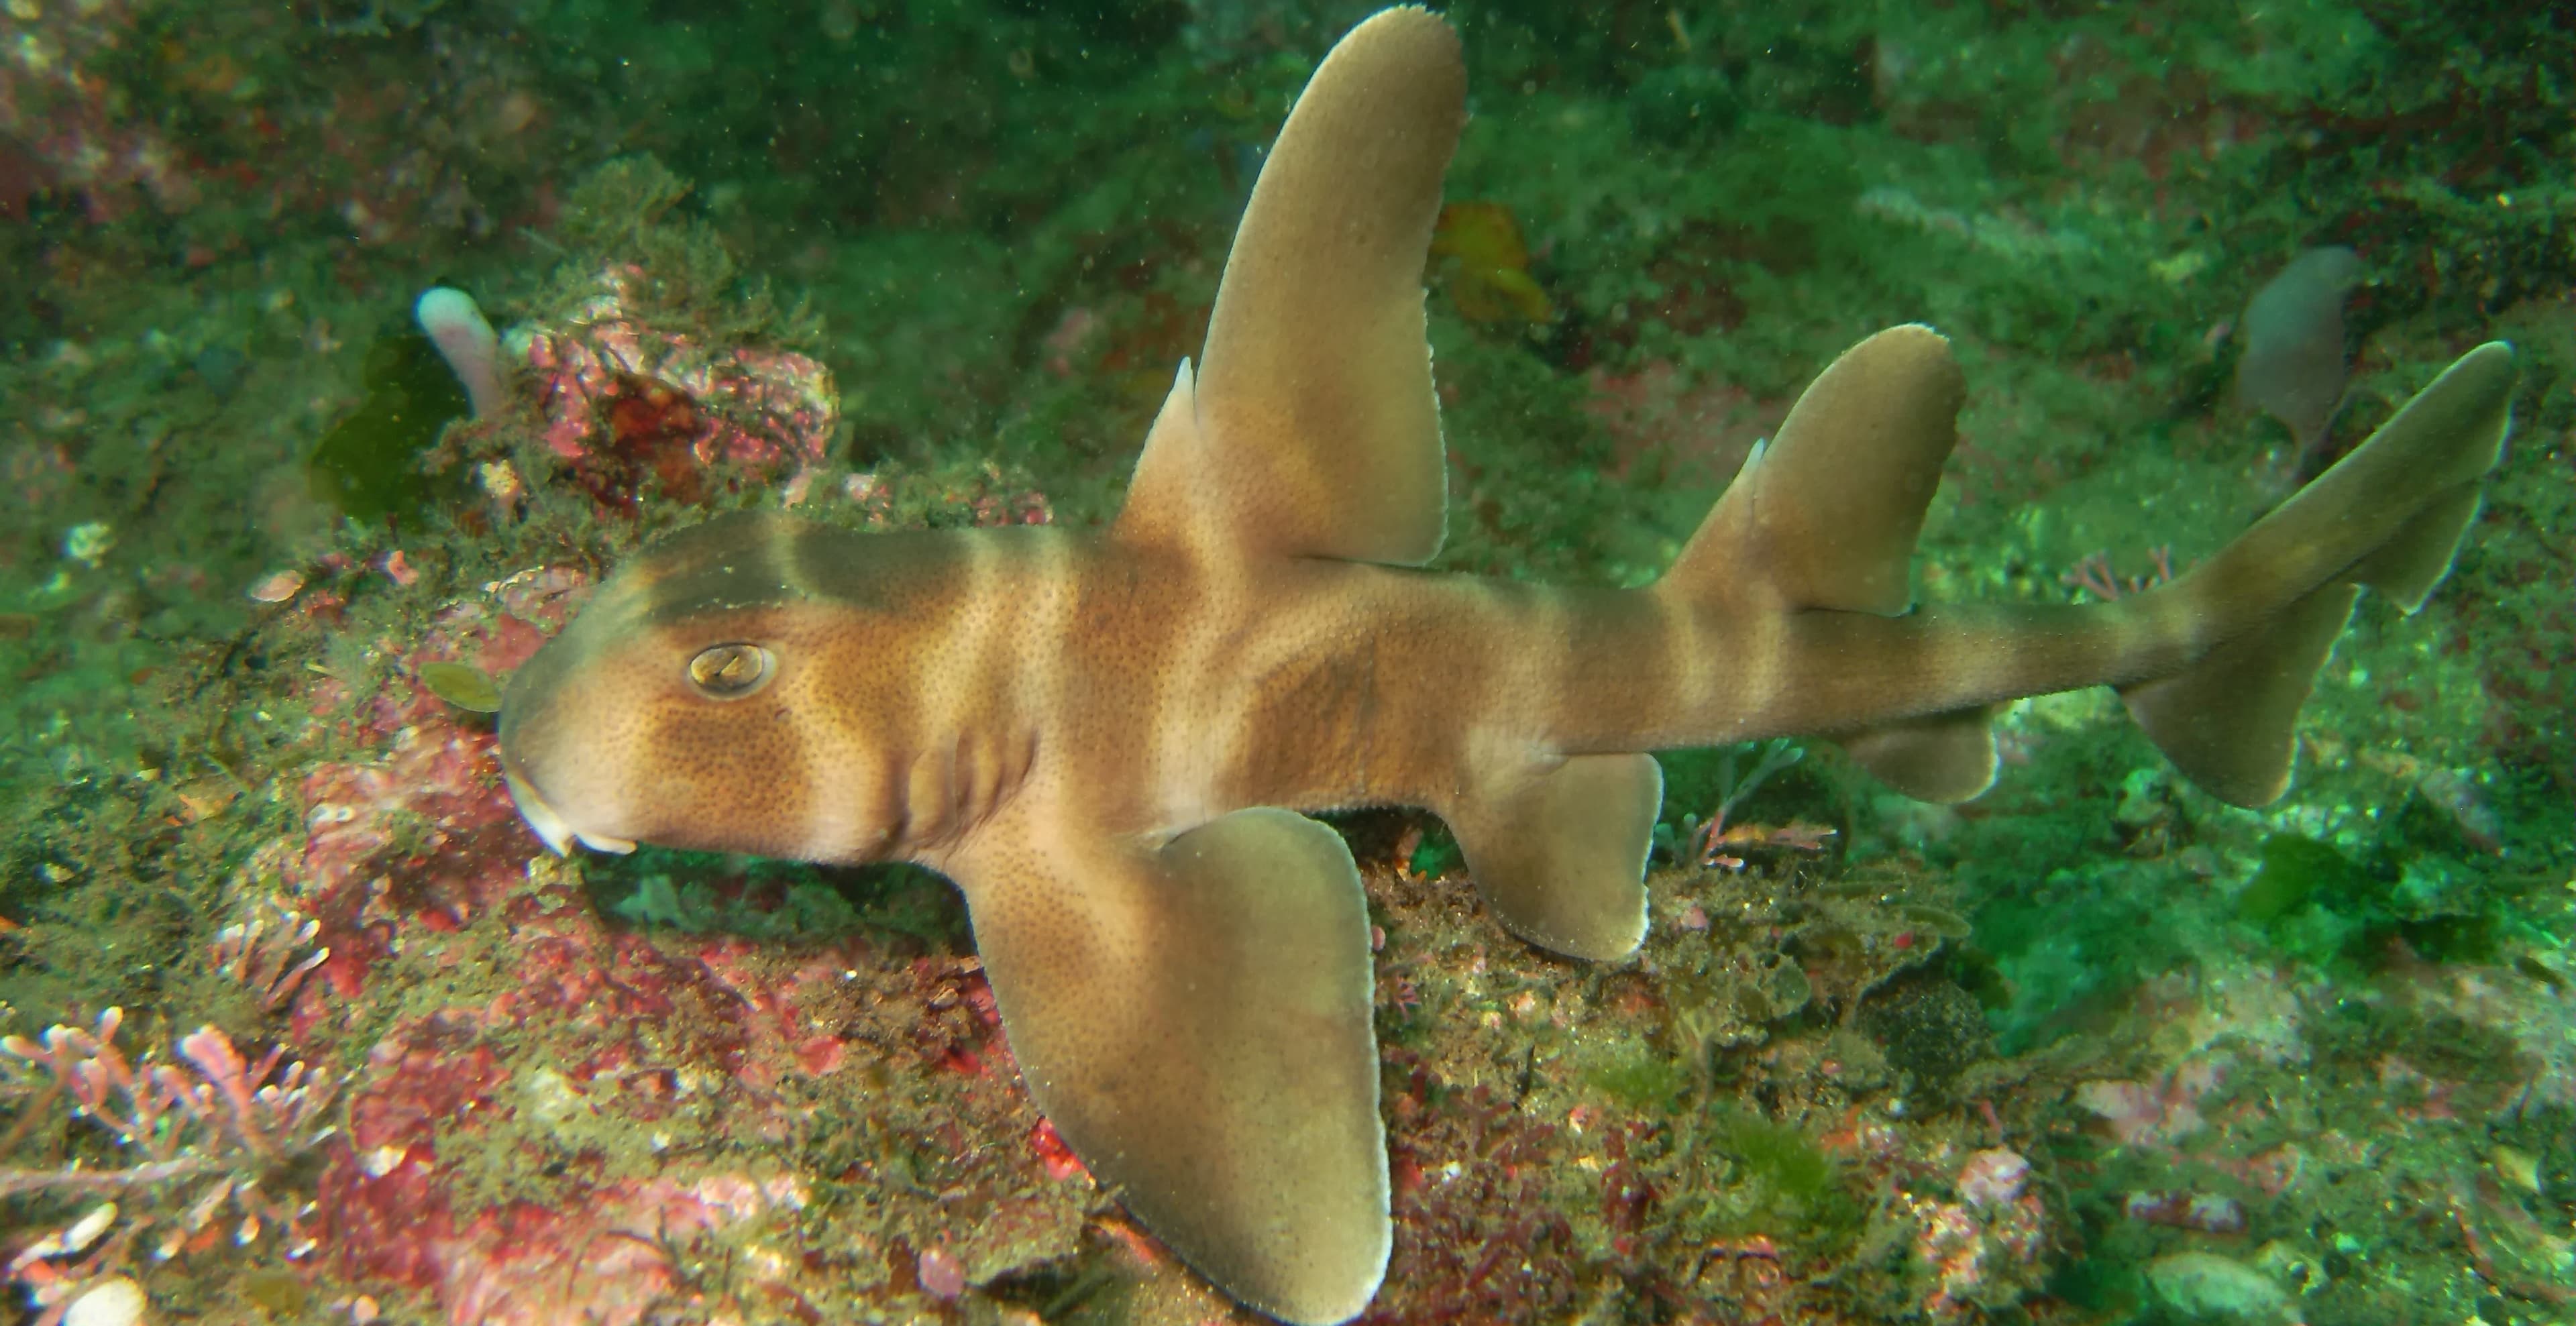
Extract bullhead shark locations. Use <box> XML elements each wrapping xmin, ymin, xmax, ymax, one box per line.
<box><xmin>496</xmin><ymin>7</ymin><xmax>2515</xmax><ymax>1321</ymax></box>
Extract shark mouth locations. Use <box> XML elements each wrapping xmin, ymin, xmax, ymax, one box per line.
<box><xmin>503</xmin><ymin>769</ymin><xmax>638</xmax><ymax>856</ymax></box>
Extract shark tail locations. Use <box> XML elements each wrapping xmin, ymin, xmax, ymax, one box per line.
<box><xmin>1658</xmin><ymin>330</ymin><xmax>2514</xmax><ymax>810</ymax></box>
<box><xmin>2118</xmin><ymin>342</ymin><xmax>2513</xmax><ymax>806</ymax></box>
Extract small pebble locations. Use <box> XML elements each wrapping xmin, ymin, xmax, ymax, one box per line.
<box><xmin>917</xmin><ymin>1245</ymin><xmax>967</xmax><ymax>1299</ymax></box>
<box><xmin>2493</xmin><ymin>1144</ymin><xmax>2542</xmax><ymax>1194</ymax></box>
<box><xmin>63</xmin><ymin>1276</ymin><xmax>147</xmax><ymax>1326</ymax></box>
<box><xmin>61</xmin><ymin>1201</ymin><xmax>117</xmax><ymax>1253</ymax></box>
<box><xmin>247</xmin><ymin>569</ymin><xmax>306</xmax><ymax>603</ymax></box>
<box><xmin>2146</xmin><ymin>1250</ymin><xmax>2294</xmax><ymax>1323</ymax></box>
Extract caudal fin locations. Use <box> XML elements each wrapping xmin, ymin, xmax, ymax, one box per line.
<box><xmin>2122</xmin><ymin>343</ymin><xmax>2514</xmax><ymax>806</ymax></box>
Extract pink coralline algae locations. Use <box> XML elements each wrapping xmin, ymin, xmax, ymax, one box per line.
<box><xmin>519</xmin><ymin>264</ymin><xmax>838</xmax><ymax>511</ymax></box>
<box><xmin>1953</xmin><ymin>1147</ymin><xmax>2031</xmax><ymax>1209</ymax></box>
<box><xmin>170</xmin><ymin>498</ymin><xmax>1091</xmax><ymax>1320</ymax></box>
<box><xmin>272</xmin><ymin>604</ymin><xmax>860</xmax><ymax>1322</ymax></box>
<box><xmin>1912</xmin><ymin>1147</ymin><xmax>2047</xmax><ymax>1320</ymax></box>
<box><xmin>2074</xmin><ymin>1058</ymin><xmax>2224</xmax><ymax>1149</ymax></box>
<box><xmin>835</xmin><ymin>464</ymin><xmax>1055</xmax><ymax>529</ymax></box>
<box><xmin>0</xmin><ymin>1</ymin><xmax>548</xmax><ymax>247</ymax></box>
<box><xmin>915</xmin><ymin>1245</ymin><xmax>967</xmax><ymax>1300</ymax></box>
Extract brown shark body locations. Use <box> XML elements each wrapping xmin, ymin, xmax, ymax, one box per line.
<box><xmin>496</xmin><ymin>8</ymin><xmax>2516</xmax><ymax>1323</ymax></box>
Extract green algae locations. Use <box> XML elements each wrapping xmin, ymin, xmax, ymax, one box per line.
<box><xmin>542</xmin><ymin>154</ymin><xmax>821</xmax><ymax>351</ymax></box>
<box><xmin>307</xmin><ymin>326</ymin><xmax>470</xmax><ymax>523</ymax></box>
<box><xmin>593</xmin><ymin>848</ymin><xmax>969</xmax><ymax>948</ymax></box>
<box><xmin>418</xmin><ymin>660</ymin><xmax>502</xmax><ymax>713</ymax></box>
<box><xmin>1585</xmin><ymin>1050</ymin><xmax>1691</xmax><ymax>1113</ymax></box>
<box><xmin>1405</xmin><ymin>823</ymin><xmax>1462</xmax><ymax>879</ymax></box>
<box><xmin>2239</xmin><ymin>832</ymin><xmax>2364</xmax><ymax>924</ymax></box>
<box><xmin>1704</xmin><ymin>1106</ymin><xmax>1862</xmax><ymax>1246</ymax></box>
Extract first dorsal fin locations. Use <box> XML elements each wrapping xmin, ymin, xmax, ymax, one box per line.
<box><xmin>1112</xmin><ymin>7</ymin><xmax>1462</xmax><ymax>567</ymax></box>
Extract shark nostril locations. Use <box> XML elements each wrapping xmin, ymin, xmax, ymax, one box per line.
<box><xmin>686</xmin><ymin>643</ymin><xmax>775</xmax><ymax>700</ymax></box>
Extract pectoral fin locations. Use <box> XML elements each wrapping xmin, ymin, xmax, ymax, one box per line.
<box><xmin>949</xmin><ymin>808</ymin><xmax>1387</xmax><ymax>1325</ymax></box>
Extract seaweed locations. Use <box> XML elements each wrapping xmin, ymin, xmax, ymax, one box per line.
<box><xmin>1703</xmin><ymin>1106</ymin><xmax>1862</xmax><ymax>1248</ymax></box>
<box><xmin>2236</xmin><ymin>832</ymin><xmax>2365</xmax><ymax>924</ymax></box>
<box><xmin>305</xmin><ymin>326</ymin><xmax>470</xmax><ymax>523</ymax></box>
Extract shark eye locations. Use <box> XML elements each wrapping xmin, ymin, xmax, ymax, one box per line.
<box><xmin>685</xmin><ymin>643</ymin><xmax>775</xmax><ymax>700</ymax></box>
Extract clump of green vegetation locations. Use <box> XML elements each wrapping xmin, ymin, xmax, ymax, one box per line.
<box><xmin>541</xmin><ymin>154</ymin><xmax>818</xmax><ymax>350</ymax></box>
<box><xmin>1704</xmin><ymin>1106</ymin><xmax>1862</xmax><ymax>1247</ymax></box>
<box><xmin>307</xmin><ymin>327</ymin><xmax>470</xmax><ymax>522</ymax></box>
<box><xmin>588</xmin><ymin>848</ymin><xmax>969</xmax><ymax>948</ymax></box>
<box><xmin>2238</xmin><ymin>832</ymin><xmax>2365</xmax><ymax>924</ymax></box>
<box><xmin>611</xmin><ymin>872</ymin><xmax>865</xmax><ymax>940</ymax></box>
<box><xmin>418</xmin><ymin>661</ymin><xmax>502</xmax><ymax>714</ymax></box>
<box><xmin>1406</xmin><ymin>823</ymin><xmax>1462</xmax><ymax>879</ymax></box>
<box><xmin>2239</xmin><ymin>830</ymin><xmax>2508</xmax><ymax>970</ymax></box>
<box><xmin>1585</xmin><ymin>1048</ymin><xmax>1690</xmax><ymax>1113</ymax></box>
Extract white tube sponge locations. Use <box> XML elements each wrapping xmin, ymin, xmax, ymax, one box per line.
<box><xmin>415</xmin><ymin>286</ymin><xmax>506</xmax><ymax>419</ymax></box>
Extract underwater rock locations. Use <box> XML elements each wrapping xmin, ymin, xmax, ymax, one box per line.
<box><xmin>2145</xmin><ymin>1250</ymin><xmax>2299</xmax><ymax>1323</ymax></box>
<box><xmin>1954</xmin><ymin>1147</ymin><xmax>2029</xmax><ymax>1208</ymax></box>
<box><xmin>517</xmin><ymin>263</ymin><xmax>837</xmax><ymax>512</ymax></box>
<box><xmin>1912</xmin><ymin>1146</ymin><xmax>2048</xmax><ymax>1320</ymax></box>
<box><xmin>1860</xmin><ymin>973</ymin><xmax>1993</xmax><ymax>1097</ymax></box>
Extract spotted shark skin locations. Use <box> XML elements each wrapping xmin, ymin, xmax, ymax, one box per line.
<box><xmin>496</xmin><ymin>8</ymin><xmax>2516</xmax><ymax>1321</ymax></box>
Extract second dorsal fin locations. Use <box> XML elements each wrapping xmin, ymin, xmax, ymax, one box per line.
<box><xmin>1112</xmin><ymin>7</ymin><xmax>1462</xmax><ymax>567</ymax></box>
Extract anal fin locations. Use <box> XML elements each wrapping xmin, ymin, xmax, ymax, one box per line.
<box><xmin>1446</xmin><ymin>752</ymin><xmax>1662</xmax><ymax>962</ymax></box>
<box><xmin>950</xmin><ymin>808</ymin><xmax>1387</xmax><ymax>1326</ymax></box>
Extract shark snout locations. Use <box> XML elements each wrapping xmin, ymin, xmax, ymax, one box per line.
<box><xmin>500</xmin><ymin>764</ymin><xmax>637</xmax><ymax>857</ymax></box>
<box><xmin>497</xmin><ymin>626</ymin><xmax>641</xmax><ymax>857</ymax></box>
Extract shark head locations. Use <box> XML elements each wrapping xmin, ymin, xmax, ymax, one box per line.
<box><xmin>500</xmin><ymin>510</ymin><xmax>1014</xmax><ymax>865</ymax></box>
